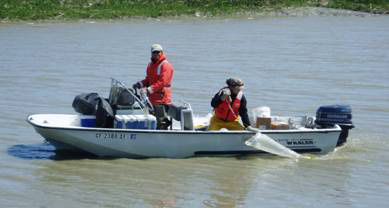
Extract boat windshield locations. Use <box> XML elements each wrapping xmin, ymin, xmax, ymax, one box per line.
<box><xmin>108</xmin><ymin>78</ymin><xmax>153</xmax><ymax>115</ymax></box>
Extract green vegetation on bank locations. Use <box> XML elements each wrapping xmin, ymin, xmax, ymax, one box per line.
<box><xmin>0</xmin><ymin>0</ymin><xmax>388</xmax><ymax>21</ymax></box>
<box><xmin>327</xmin><ymin>0</ymin><xmax>389</xmax><ymax>14</ymax></box>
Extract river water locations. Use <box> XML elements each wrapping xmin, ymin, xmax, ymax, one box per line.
<box><xmin>1</xmin><ymin>15</ymin><xmax>388</xmax><ymax>207</ymax></box>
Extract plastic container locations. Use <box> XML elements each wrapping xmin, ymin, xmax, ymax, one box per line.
<box><xmin>147</xmin><ymin>115</ymin><xmax>157</xmax><ymax>130</ymax></box>
<box><xmin>252</xmin><ymin>106</ymin><xmax>271</xmax><ymax>118</ymax></box>
<box><xmin>180</xmin><ymin>108</ymin><xmax>194</xmax><ymax>130</ymax></box>
<box><xmin>134</xmin><ymin>115</ymin><xmax>147</xmax><ymax>129</ymax></box>
<box><xmin>114</xmin><ymin>115</ymin><xmax>156</xmax><ymax>129</ymax></box>
<box><xmin>115</xmin><ymin>115</ymin><xmax>137</xmax><ymax>129</ymax></box>
<box><xmin>113</xmin><ymin>115</ymin><xmax>125</xmax><ymax>128</ymax></box>
<box><xmin>79</xmin><ymin>115</ymin><xmax>96</xmax><ymax>127</ymax></box>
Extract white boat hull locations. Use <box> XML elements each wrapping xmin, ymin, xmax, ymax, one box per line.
<box><xmin>27</xmin><ymin>114</ymin><xmax>341</xmax><ymax>158</ymax></box>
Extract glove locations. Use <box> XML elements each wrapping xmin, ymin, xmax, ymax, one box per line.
<box><xmin>220</xmin><ymin>88</ymin><xmax>231</xmax><ymax>101</ymax></box>
<box><xmin>246</xmin><ymin>126</ymin><xmax>258</xmax><ymax>132</ymax></box>
<box><xmin>132</xmin><ymin>82</ymin><xmax>141</xmax><ymax>89</ymax></box>
<box><xmin>140</xmin><ymin>87</ymin><xmax>148</xmax><ymax>95</ymax></box>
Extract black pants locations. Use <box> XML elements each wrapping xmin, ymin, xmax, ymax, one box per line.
<box><xmin>152</xmin><ymin>105</ymin><xmax>171</xmax><ymax>130</ymax></box>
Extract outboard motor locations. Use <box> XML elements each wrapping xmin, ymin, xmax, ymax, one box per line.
<box><xmin>315</xmin><ymin>105</ymin><xmax>354</xmax><ymax>146</ymax></box>
<box><xmin>72</xmin><ymin>92</ymin><xmax>100</xmax><ymax>115</ymax></box>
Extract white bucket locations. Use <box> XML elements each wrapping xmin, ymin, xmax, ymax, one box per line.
<box><xmin>252</xmin><ymin>106</ymin><xmax>271</xmax><ymax>118</ymax></box>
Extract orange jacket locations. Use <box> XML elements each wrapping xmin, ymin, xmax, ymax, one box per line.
<box><xmin>140</xmin><ymin>54</ymin><xmax>174</xmax><ymax>105</ymax></box>
<box><xmin>214</xmin><ymin>91</ymin><xmax>243</xmax><ymax>122</ymax></box>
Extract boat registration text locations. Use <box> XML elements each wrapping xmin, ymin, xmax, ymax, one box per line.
<box><xmin>95</xmin><ymin>132</ymin><xmax>137</xmax><ymax>140</ymax></box>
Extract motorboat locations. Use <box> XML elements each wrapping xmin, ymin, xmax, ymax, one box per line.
<box><xmin>27</xmin><ymin>79</ymin><xmax>354</xmax><ymax>158</ymax></box>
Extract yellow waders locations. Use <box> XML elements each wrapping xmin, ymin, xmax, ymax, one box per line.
<box><xmin>208</xmin><ymin>115</ymin><xmax>245</xmax><ymax>131</ymax></box>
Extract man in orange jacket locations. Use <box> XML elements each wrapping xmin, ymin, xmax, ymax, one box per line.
<box><xmin>208</xmin><ymin>78</ymin><xmax>251</xmax><ymax>131</ymax></box>
<box><xmin>133</xmin><ymin>44</ymin><xmax>174</xmax><ymax>129</ymax></box>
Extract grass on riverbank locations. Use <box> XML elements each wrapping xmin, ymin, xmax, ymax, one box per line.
<box><xmin>0</xmin><ymin>0</ymin><xmax>388</xmax><ymax>21</ymax></box>
<box><xmin>328</xmin><ymin>0</ymin><xmax>389</xmax><ymax>14</ymax></box>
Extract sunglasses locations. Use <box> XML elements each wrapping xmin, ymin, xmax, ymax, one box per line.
<box><xmin>231</xmin><ymin>84</ymin><xmax>244</xmax><ymax>87</ymax></box>
<box><xmin>152</xmin><ymin>51</ymin><xmax>161</xmax><ymax>54</ymax></box>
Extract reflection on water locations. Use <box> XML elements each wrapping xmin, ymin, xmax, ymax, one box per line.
<box><xmin>32</xmin><ymin>155</ymin><xmax>294</xmax><ymax>207</ymax></box>
<box><xmin>7</xmin><ymin>143</ymin><xmax>97</xmax><ymax>160</ymax></box>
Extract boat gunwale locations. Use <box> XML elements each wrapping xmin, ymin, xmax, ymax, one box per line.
<box><xmin>27</xmin><ymin>114</ymin><xmax>342</xmax><ymax>135</ymax></box>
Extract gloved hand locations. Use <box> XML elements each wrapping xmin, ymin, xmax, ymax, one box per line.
<box><xmin>140</xmin><ymin>87</ymin><xmax>148</xmax><ymax>95</ymax></box>
<box><xmin>132</xmin><ymin>82</ymin><xmax>141</xmax><ymax>89</ymax></box>
<box><xmin>246</xmin><ymin>126</ymin><xmax>258</xmax><ymax>132</ymax></box>
<box><xmin>220</xmin><ymin>88</ymin><xmax>231</xmax><ymax>101</ymax></box>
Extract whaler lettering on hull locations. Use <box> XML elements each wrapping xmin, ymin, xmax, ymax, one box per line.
<box><xmin>281</xmin><ymin>139</ymin><xmax>315</xmax><ymax>146</ymax></box>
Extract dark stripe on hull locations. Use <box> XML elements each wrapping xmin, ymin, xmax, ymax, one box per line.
<box><xmin>194</xmin><ymin>148</ymin><xmax>321</xmax><ymax>156</ymax></box>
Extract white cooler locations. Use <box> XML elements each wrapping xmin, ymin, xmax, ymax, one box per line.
<box><xmin>114</xmin><ymin>114</ymin><xmax>157</xmax><ymax>129</ymax></box>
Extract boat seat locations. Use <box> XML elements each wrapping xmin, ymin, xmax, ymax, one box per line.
<box><xmin>168</xmin><ymin>104</ymin><xmax>194</xmax><ymax>130</ymax></box>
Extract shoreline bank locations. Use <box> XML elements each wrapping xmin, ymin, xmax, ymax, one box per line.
<box><xmin>1</xmin><ymin>0</ymin><xmax>388</xmax><ymax>22</ymax></box>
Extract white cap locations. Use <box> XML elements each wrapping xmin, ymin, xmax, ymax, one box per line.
<box><xmin>151</xmin><ymin>44</ymin><xmax>163</xmax><ymax>52</ymax></box>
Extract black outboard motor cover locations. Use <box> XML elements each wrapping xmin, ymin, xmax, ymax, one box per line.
<box><xmin>96</xmin><ymin>98</ymin><xmax>114</xmax><ymax>128</ymax></box>
<box><xmin>316</xmin><ymin>104</ymin><xmax>352</xmax><ymax>126</ymax></box>
<box><xmin>316</xmin><ymin>104</ymin><xmax>354</xmax><ymax>146</ymax></box>
<box><xmin>72</xmin><ymin>93</ymin><xmax>100</xmax><ymax>115</ymax></box>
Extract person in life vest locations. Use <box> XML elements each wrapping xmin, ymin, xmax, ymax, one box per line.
<box><xmin>133</xmin><ymin>44</ymin><xmax>174</xmax><ymax>129</ymax></box>
<box><xmin>208</xmin><ymin>78</ymin><xmax>251</xmax><ymax>131</ymax></box>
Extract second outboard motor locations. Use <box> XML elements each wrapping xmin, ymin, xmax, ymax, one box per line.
<box><xmin>316</xmin><ymin>105</ymin><xmax>354</xmax><ymax>146</ymax></box>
